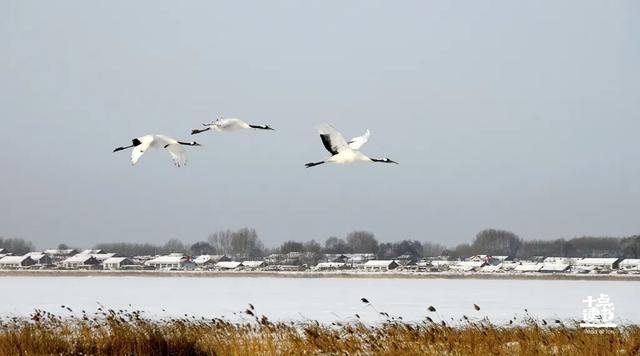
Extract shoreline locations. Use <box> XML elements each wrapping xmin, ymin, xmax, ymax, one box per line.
<box><xmin>1</xmin><ymin>270</ymin><xmax>639</xmax><ymax>281</ymax></box>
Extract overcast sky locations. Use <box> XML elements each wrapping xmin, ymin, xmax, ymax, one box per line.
<box><xmin>1</xmin><ymin>1</ymin><xmax>639</xmax><ymax>249</ymax></box>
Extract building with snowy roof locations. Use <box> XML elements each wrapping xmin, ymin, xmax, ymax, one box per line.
<box><xmin>316</xmin><ymin>262</ymin><xmax>347</xmax><ymax>270</ymax></box>
<box><xmin>102</xmin><ymin>257</ymin><xmax>136</xmax><ymax>270</ymax></box>
<box><xmin>241</xmin><ymin>261</ymin><xmax>266</xmax><ymax>269</ymax></box>
<box><xmin>619</xmin><ymin>259</ymin><xmax>640</xmax><ymax>270</ymax></box>
<box><xmin>539</xmin><ymin>263</ymin><xmax>571</xmax><ymax>273</ymax></box>
<box><xmin>145</xmin><ymin>255</ymin><xmax>195</xmax><ymax>270</ymax></box>
<box><xmin>215</xmin><ymin>261</ymin><xmax>243</xmax><ymax>270</ymax></box>
<box><xmin>363</xmin><ymin>260</ymin><xmax>399</xmax><ymax>271</ymax></box>
<box><xmin>24</xmin><ymin>252</ymin><xmax>52</xmax><ymax>266</ymax></box>
<box><xmin>449</xmin><ymin>261</ymin><xmax>487</xmax><ymax>272</ymax></box>
<box><xmin>193</xmin><ymin>255</ymin><xmax>230</xmax><ymax>267</ymax></box>
<box><xmin>514</xmin><ymin>263</ymin><xmax>543</xmax><ymax>273</ymax></box>
<box><xmin>574</xmin><ymin>258</ymin><xmax>620</xmax><ymax>270</ymax></box>
<box><xmin>0</xmin><ymin>255</ymin><xmax>36</xmax><ymax>269</ymax></box>
<box><xmin>62</xmin><ymin>254</ymin><xmax>101</xmax><ymax>269</ymax></box>
<box><xmin>44</xmin><ymin>249</ymin><xmax>79</xmax><ymax>263</ymax></box>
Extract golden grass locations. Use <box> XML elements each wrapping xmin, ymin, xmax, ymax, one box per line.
<box><xmin>0</xmin><ymin>308</ymin><xmax>638</xmax><ymax>355</ymax></box>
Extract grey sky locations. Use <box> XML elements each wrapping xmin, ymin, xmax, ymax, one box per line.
<box><xmin>1</xmin><ymin>1</ymin><xmax>639</xmax><ymax>250</ymax></box>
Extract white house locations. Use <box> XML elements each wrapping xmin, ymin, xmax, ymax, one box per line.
<box><xmin>480</xmin><ymin>265</ymin><xmax>502</xmax><ymax>273</ymax></box>
<box><xmin>193</xmin><ymin>255</ymin><xmax>229</xmax><ymax>267</ymax></box>
<box><xmin>0</xmin><ymin>255</ymin><xmax>36</xmax><ymax>269</ymax></box>
<box><xmin>62</xmin><ymin>254</ymin><xmax>101</xmax><ymax>269</ymax></box>
<box><xmin>543</xmin><ymin>257</ymin><xmax>578</xmax><ymax>265</ymax></box>
<box><xmin>575</xmin><ymin>258</ymin><xmax>620</xmax><ymax>270</ymax></box>
<box><xmin>449</xmin><ymin>261</ymin><xmax>487</xmax><ymax>272</ymax></box>
<box><xmin>363</xmin><ymin>260</ymin><xmax>399</xmax><ymax>271</ymax></box>
<box><xmin>215</xmin><ymin>261</ymin><xmax>243</xmax><ymax>270</ymax></box>
<box><xmin>514</xmin><ymin>263</ymin><xmax>543</xmax><ymax>273</ymax></box>
<box><xmin>24</xmin><ymin>252</ymin><xmax>52</xmax><ymax>266</ymax></box>
<box><xmin>145</xmin><ymin>255</ymin><xmax>195</xmax><ymax>270</ymax></box>
<box><xmin>619</xmin><ymin>259</ymin><xmax>640</xmax><ymax>270</ymax></box>
<box><xmin>429</xmin><ymin>260</ymin><xmax>456</xmax><ymax>269</ymax></box>
<box><xmin>316</xmin><ymin>262</ymin><xmax>347</xmax><ymax>270</ymax></box>
<box><xmin>539</xmin><ymin>263</ymin><xmax>571</xmax><ymax>273</ymax></box>
<box><xmin>102</xmin><ymin>257</ymin><xmax>136</xmax><ymax>270</ymax></box>
<box><xmin>241</xmin><ymin>261</ymin><xmax>266</xmax><ymax>269</ymax></box>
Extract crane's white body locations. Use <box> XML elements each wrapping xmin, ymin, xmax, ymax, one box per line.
<box><xmin>326</xmin><ymin>149</ymin><xmax>371</xmax><ymax>164</ymax></box>
<box><xmin>193</xmin><ymin>118</ymin><xmax>273</xmax><ymax>135</ymax></box>
<box><xmin>115</xmin><ymin>134</ymin><xmax>199</xmax><ymax>167</ymax></box>
<box><xmin>305</xmin><ymin>124</ymin><xmax>397</xmax><ymax>167</ymax></box>
<box><xmin>208</xmin><ymin>118</ymin><xmax>251</xmax><ymax>132</ymax></box>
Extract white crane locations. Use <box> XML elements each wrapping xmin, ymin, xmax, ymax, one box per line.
<box><xmin>305</xmin><ymin>125</ymin><xmax>397</xmax><ymax>168</ymax></box>
<box><xmin>113</xmin><ymin>134</ymin><xmax>201</xmax><ymax>167</ymax></box>
<box><xmin>191</xmin><ymin>117</ymin><xmax>274</xmax><ymax>135</ymax></box>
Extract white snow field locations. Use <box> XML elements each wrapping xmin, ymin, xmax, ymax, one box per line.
<box><xmin>0</xmin><ymin>276</ymin><xmax>637</xmax><ymax>325</ymax></box>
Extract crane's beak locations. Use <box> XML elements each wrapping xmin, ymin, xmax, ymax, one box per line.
<box><xmin>389</xmin><ymin>159</ymin><xmax>399</xmax><ymax>164</ymax></box>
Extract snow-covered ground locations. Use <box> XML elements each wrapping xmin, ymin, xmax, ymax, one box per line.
<box><xmin>0</xmin><ymin>276</ymin><xmax>638</xmax><ymax>325</ymax></box>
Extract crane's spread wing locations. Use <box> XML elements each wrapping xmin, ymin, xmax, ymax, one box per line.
<box><xmin>316</xmin><ymin>124</ymin><xmax>349</xmax><ymax>155</ymax></box>
<box><xmin>154</xmin><ymin>135</ymin><xmax>187</xmax><ymax>167</ymax></box>
<box><xmin>348</xmin><ymin>129</ymin><xmax>370</xmax><ymax>150</ymax></box>
<box><xmin>130</xmin><ymin>135</ymin><xmax>154</xmax><ymax>165</ymax></box>
<box><xmin>165</xmin><ymin>144</ymin><xmax>187</xmax><ymax>167</ymax></box>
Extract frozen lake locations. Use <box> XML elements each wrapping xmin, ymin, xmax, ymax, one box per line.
<box><xmin>0</xmin><ymin>276</ymin><xmax>638</xmax><ymax>325</ymax></box>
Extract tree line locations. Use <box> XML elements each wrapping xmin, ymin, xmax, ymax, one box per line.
<box><xmin>2</xmin><ymin>228</ymin><xmax>640</xmax><ymax>259</ymax></box>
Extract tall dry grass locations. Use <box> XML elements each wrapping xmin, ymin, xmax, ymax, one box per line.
<box><xmin>0</xmin><ymin>307</ymin><xmax>638</xmax><ymax>355</ymax></box>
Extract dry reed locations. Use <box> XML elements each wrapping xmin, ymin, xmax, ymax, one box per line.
<box><xmin>0</xmin><ymin>307</ymin><xmax>638</xmax><ymax>355</ymax></box>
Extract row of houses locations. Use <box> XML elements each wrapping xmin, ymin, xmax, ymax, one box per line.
<box><xmin>1</xmin><ymin>248</ymin><xmax>639</xmax><ymax>274</ymax></box>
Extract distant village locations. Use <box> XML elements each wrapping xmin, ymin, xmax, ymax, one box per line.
<box><xmin>0</xmin><ymin>247</ymin><xmax>639</xmax><ymax>275</ymax></box>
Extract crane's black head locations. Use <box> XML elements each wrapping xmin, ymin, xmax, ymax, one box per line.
<box><xmin>250</xmin><ymin>124</ymin><xmax>275</xmax><ymax>130</ymax></box>
<box><xmin>371</xmin><ymin>157</ymin><xmax>398</xmax><ymax>164</ymax></box>
<box><xmin>176</xmin><ymin>141</ymin><xmax>203</xmax><ymax>147</ymax></box>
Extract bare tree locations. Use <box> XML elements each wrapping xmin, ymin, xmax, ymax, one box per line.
<box><xmin>0</xmin><ymin>237</ymin><xmax>34</xmax><ymax>255</ymax></box>
<box><xmin>346</xmin><ymin>231</ymin><xmax>379</xmax><ymax>254</ymax></box>
<box><xmin>323</xmin><ymin>237</ymin><xmax>351</xmax><ymax>254</ymax></box>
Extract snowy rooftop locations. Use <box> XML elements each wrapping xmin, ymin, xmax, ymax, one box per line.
<box><xmin>364</xmin><ymin>260</ymin><xmax>397</xmax><ymax>267</ymax></box>
<box><xmin>193</xmin><ymin>255</ymin><xmax>226</xmax><ymax>264</ymax></box>
<box><xmin>146</xmin><ymin>255</ymin><xmax>188</xmax><ymax>264</ymax></box>
<box><xmin>514</xmin><ymin>263</ymin><xmax>542</xmax><ymax>272</ymax></box>
<box><xmin>575</xmin><ymin>258</ymin><xmax>619</xmax><ymax>266</ymax></box>
<box><xmin>619</xmin><ymin>259</ymin><xmax>640</xmax><ymax>267</ymax></box>
<box><xmin>316</xmin><ymin>262</ymin><xmax>346</xmax><ymax>268</ymax></box>
<box><xmin>216</xmin><ymin>261</ymin><xmax>242</xmax><ymax>269</ymax></box>
<box><xmin>242</xmin><ymin>261</ymin><xmax>265</xmax><ymax>268</ymax></box>
<box><xmin>103</xmin><ymin>257</ymin><xmax>132</xmax><ymax>264</ymax></box>
<box><xmin>540</xmin><ymin>263</ymin><xmax>570</xmax><ymax>272</ymax></box>
<box><xmin>0</xmin><ymin>255</ymin><xmax>30</xmax><ymax>264</ymax></box>
<box><xmin>62</xmin><ymin>254</ymin><xmax>97</xmax><ymax>263</ymax></box>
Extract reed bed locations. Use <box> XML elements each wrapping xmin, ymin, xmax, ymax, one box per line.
<box><xmin>0</xmin><ymin>306</ymin><xmax>638</xmax><ymax>355</ymax></box>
